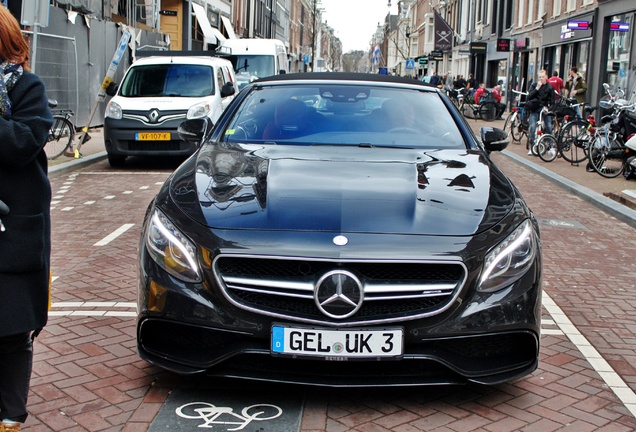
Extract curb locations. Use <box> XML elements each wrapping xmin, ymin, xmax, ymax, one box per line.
<box><xmin>48</xmin><ymin>151</ymin><xmax>107</xmax><ymax>178</ymax></box>
<box><xmin>501</xmin><ymin>149</ymin><xmax>636</xmax><ymax>229</ymax></box>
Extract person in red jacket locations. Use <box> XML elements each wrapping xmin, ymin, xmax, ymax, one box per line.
<box><xmin>492</xmin><ymin>84</ymin><xmax>506</xmax><ymax>119</ymax></box>
<box><xmin>548</xmin><ymin>71</ymin><xmax>564</xmax><ymax>97</ymax></box>
<box><xmin>473</xmin><ymin>83</ymin><xmax>487</xmax><ymax>104</ymax></box>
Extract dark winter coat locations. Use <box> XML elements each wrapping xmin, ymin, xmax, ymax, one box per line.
<box><xmin>0</xmin><ymin>71</ymin><xmax>53</xmax><ymax>337</ymax></box>
<box><xmin>525</xmin><ymin>81</ymin><xmax>555</xmax><ymax>113</ymax></box>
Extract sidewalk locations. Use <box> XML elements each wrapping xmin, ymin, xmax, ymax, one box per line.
<box><xmin>47</xmin><ymin>119</ymin><xmax>636</xmax><ymax>226</ymax></box>
<box><xmin>466</xmin><ymin>116</ymin><xmax>636</xmax><ymax>227</ymax></box>
<box><xmin>47</xmin><ymin>127</ymin><xmax>107</xmax><ymax>178</ymax></box>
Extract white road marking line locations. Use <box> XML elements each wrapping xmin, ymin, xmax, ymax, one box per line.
<box><xmin>123</xmin><ymin>191</ymin><xmax>133</xmax><ymax>194</ymax></box>
<box><xmin>104</xmin><ymin>195</ymin><xmax>115</xmax><ymax>200</ymax></box>
<box><xmin>53</xmin><ymin>196</ymin><xmax>65</xmax><ymax>200</ymax></box>
<box><xmin>61</xmin><ymin>207</ymin><xmax>74</xmax><ymax>211</ymax></box>
<box><xmin>93</xmin><ymin>224</ymin><xmax>135</xmax><ymax>246</ymax></box>
<box><xmin>543</xmin><ymin>292</ymin><xmax>636</xmax><ymax>417</ymax></box>
<box><xmin>84</xmin><ymin>201</ymin><xmax>95</xmax><ymax>205</ymax></box>
<box><xmin>51</xmin><ymin>201</ymin><xmax>61</xmax><ymax>205</ymax></box>
<box><xmin>49</xmin><ymin>301</ymin><xmax>137</xmax><ymax>318</ymax></box>
<box><xmin>52</xmin><ymin>302</ymin><xmax>136</xmax><ymax>307</ymax></box>
<box><xmin>140</xmin><ymin>186</ymin><xmax>149</xmax><ymax>190</ymax></box>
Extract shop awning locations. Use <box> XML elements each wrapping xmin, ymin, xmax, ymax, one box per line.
<box><xmin>192</xmin><ymin>3</ymin><xmax>226</xmax><ymax>45</ymax></box>
<box><xmin>220</xmin><ymin>15</ymin><xmax>238</xmax><ymax>39</ymax></box>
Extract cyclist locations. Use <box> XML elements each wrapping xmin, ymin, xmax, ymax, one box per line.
<box><xmin>525</xmin><ymin>69</ymin><xmax>554</xmax><ymax>155</ymax></box>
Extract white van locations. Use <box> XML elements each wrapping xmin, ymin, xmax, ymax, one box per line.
<box><xmin>218</xmin><ymin>39</ymin><xmax>288</xmax><ymax>80</ymax></box>
<box><xmin>104</xmin><ymin>54</ymin><xmax>236</xmax><ymax>167</ymax></box>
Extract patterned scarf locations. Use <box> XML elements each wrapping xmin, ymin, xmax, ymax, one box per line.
<box><xmin>0</xmin><ymin>60</ymin><xmax>24</xmax><ymax>119</ymax></box>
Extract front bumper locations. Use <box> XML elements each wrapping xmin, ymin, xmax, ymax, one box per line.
<box><xmin>137</xmin><ymin>246</ymin><xmax>542</xmax><ymax>387</ymax></box>
<box><xmin>104</xmin><ymin>116</ymin><xmax>198</xmax><ymax>158</ymax></box>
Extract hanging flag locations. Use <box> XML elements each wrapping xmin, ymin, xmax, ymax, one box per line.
<box><xmin>372</xmin><ymin>45</ymin><xmax>380</xmax><ymax>66</ymax></box>
<box><xmin>434</xmin><ymin>10</ymin><xmax>453</xmax><ymax>52</ymax></box>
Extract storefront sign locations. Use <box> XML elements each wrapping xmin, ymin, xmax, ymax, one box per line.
<box><xmin>610</xmin><ymin>22</ymin><xmax>630</xmax><ymax>32</ymax></box>
<box><xmin>496</xmin><ymin>38</ymin><xmax>511</xmax><ymax>52</ymax></box>
<box><xmin>515</xmin><ymin>37</ymin><xmax>529</xmax><ymax>50</ymax></box>
<box><xmin>159</xmin><ymin>10</ymin><xmax>177</xmax><ymax>16</ymax></box>
<box><xmin>429</xmin><ymin>50</ymin><xmax>443</xmax><ymax>60</ymax></box>
<box><xmin>470</xmin><ymin>42</ymin><xmax>487</xmax><ymax>54</ymax></box>
<box><xmin>567</xmin><ymin>20</ymin><xmax>590</xmax><ymax>30</ymax></box>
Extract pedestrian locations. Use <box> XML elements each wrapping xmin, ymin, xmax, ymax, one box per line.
<box><xmin>473</xmin><ymin>82</ymin><xmax>488</xmax><ymax>104</ymax></box>
<box><xmin>547</xmin><ymin>70</ymin><xmax>564</xmax><ymax>97</ymax></box>
<box><xmin>492</xmin><ymin>84</ymin><xmax>506</xmax><ymax>119</ymax></box>
<box><xmin>525</xmin><ymin>69</ymin><xmax>554</xmax><ymax>155</ymax></box>
<box><xmin>0</xmin><ymin>6</ymin><xmax>54</xmax><ymax>432</ymax></box>
<box><xmin>429</xmin><ymin>71</ymin><xmax>439</xmax><ymax>87</ymax></box>
<box><xmin>565</xmin><ymin>66</ymin><xmax>587</xmax><ymax>116</ymax></box>
<box><xmin>453</xmin><ymin>74</ymin><xmax>467</xmax><ymax>89</ymax></box>
<box><xmin>466</xmin><ymin>73</ymin><xmax>478</xmax><ymax>97</ymax></box>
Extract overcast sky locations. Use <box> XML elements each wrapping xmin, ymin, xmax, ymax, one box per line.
<box><xmin>319</xmin><ymin>0</ymin><xmax>399</xmax><ymax>53</ymax></box>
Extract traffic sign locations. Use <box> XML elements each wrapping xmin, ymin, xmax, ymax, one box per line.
<box><xmin>418</xmin><ymin>57</ymin><xmax>428</xmax><ymax>65</ymax></box>
<box><xmin>405</xmin><ymin>59</ymin><xmax>415</xmax><ymax>70</ymax></box>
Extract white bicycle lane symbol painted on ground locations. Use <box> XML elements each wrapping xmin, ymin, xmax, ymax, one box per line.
<box><xmin>176</xmin><ymin>402</ymin><xmax>283</xmax><ymax>430</ymax></box>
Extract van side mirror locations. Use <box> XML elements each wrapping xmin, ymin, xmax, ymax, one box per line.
<box><xmin>221</xmin><ymin>82</ymin><xmax>235</xmax><ymax>98</ymax></box>
<box><xmin>480</xmin><ymin>127</ymin><xmax>509</xmax><ymax>153</ymax></box>
<box><xmin>105</xmin><ymin>82</ymin><xmax>119</xmax><ymax>97</ymax></box>
<box><xmin>178</xmin><ymin>118</ymin><xmax>214</xmax><ymax>145</ymax></box>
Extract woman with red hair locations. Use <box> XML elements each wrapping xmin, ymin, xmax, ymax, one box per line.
<box><xmin>0</xmin><ymin>6</ymin><xmax>53</xmax><ymax>431</ymax></box>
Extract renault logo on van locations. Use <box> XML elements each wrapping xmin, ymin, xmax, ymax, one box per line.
<box><xmin>148</xmin><ymin>109</ymin><xmax>160</xmax><ymax>123</ymax></box>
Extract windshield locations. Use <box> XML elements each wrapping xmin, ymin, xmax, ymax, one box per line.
<box><xmin>234</xmin><ymin>55</ymin><xmax>275</xmax><ymax>78</ymax></box>
<box><xmin>120</xmin><ymin>64</ymin><xmax>214</xmax><ymax>97</ymax></box>
<box><xmin>223</xmin><ymin>84</ymin><xmax>465</xmax><ymax>149</ymax></box>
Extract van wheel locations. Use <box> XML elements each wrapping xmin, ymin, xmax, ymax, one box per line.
<box><xmin>108</xmin><ymin>155</ymin><xmax>126</xmax><ymax>167</ymax></box>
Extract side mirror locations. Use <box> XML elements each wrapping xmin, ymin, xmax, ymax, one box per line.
<box><xmin>178</xmin><ymin>118</ymin><xmax>214</xmax><ymax>144</ymax></box>
<box><xmin>221</xmin><ymin>82</ymin><xmax>235</xmax><ymax>98</ymax></box>
<box><xmin>105</xmin><ymin>82</ymin><xmax>119</xmax><ymax>97</ymax></box>
<box><xmin>481</xmin><ymin>127</ymin><xmax>509</xmax><ymax>153</ymax></box>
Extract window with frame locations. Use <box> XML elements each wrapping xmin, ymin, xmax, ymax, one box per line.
<box><xmin>566</xmin><ymin>0</ymin><xmax>576</xmax><ymax>12</ymax></box>
<box><xmin>518</xmin><ymin>0</ymin><xmax>525</xmax><ymax>27</ymax></box>
<box><xmin>537</xmin><ymin>0</ymin><xmax>544</xmax><ymax>20</ymax></box>
<box><xmin>526</xmin><ymin>0</ymin><xmax>533</xmax><ymax>24</ymax></box>
<box><xmin>552</xmin><ymin>0</ymin><xmax>561</xmax><ymax>17</ymax></box>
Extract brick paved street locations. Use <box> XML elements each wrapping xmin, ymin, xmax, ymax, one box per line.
<box><xmin>23</xmin><ymin>120</ymin><xmax>636</xmax><ymax>431</ymax></box>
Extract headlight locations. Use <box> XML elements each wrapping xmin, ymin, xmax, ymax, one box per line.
<box><xmin>105</xmin><ymin>101</ymin><xmax>122</xmax><ymax>119</ymax></box>
<box><xmin>478</xmin><ymin>219</ymin><xmax>538</xmax><ymax>292</ymax></box>
<box><xmin>145</xmin><ymin>208</ymin><xmax>202</xmax><ymax>283</ymax></box>
<box><xmin>187</xmin><ymin>102</ymin><xmax>212</xmax><ymax>119</ymax></box>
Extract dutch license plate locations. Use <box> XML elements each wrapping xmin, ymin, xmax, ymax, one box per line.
<box><xmin>271</xmin><ymin>325</ymin><xmax>403</xmax><ymax>359</ymax></box>
<box><xmin>135</xmin><ymin>132</ymin><xmax>170</xmax><ymax>141</ymax></box>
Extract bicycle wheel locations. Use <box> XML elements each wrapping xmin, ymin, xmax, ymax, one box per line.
<box><xmin>558</xmin><ymin>119</ymin><xmax>590</xmax><ymax>164</ymax></box>
<box><xmin>538</xmin><ymin>134</ymin><xmax>558</xmax><ymax>162</ymax></box>
<box><xmin>588</xmin><ymin>135</ymin><xmax>625</xmax><ymax>178</ymax></box>
<box><xmin>45</xmin><ymin>116</ymin><xmax>74</xmax><ymax>160</ymax></box>
<box><xmin>479</xmin><ymin>102</ymin><xmax>497</xmax><ymax>122</ymax></box>
<box><xmin>503</xmin><ymin>112</ymin><xmax>520</xmax><ymax>142</ymax></box>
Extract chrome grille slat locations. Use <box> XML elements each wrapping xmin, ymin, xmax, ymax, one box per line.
<box><xmin>214</xmin><ymin>255</ymin><xmax>467</xmax><ymax>326</ymax></box>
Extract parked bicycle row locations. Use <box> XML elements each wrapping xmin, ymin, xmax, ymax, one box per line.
<box><xmin>502</xmin><ymin>77</ymin><xmax>636</xmax><ymax>180</ymax></box>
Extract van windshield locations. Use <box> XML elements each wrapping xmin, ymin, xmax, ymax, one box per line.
<box><xmin>120</xmin><ymin>64</ymin><xmax>214</xmax><ymax>97</ymax></box>
<box><xmin>233</xmin><ymin>55</ymin><xmax>275</xmax><ymax>78</ymax></box>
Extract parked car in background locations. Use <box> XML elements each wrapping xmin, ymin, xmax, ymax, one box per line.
<box><xmin>104</xmin><ymin>54</ymin><xmax>236</xmax><ymax>167</ymax></box>
<box><xmin>136</xmin><ymin>73</ymin><xmax>542</xmax><ymax>386</ymax></box>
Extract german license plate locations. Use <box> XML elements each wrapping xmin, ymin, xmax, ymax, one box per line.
<box><xmin>135</xmin><ymin>132</ymin><xmax>170</xmax><ymax>141</ymax></box>
<box><xmin>271</xmin><ymin>325</ymin><xmax>403</xmax><ymax>359</ymax></box>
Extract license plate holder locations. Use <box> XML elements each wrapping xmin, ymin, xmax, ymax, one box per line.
<box><xmin>135</xmin><ymin>132</ymin><xmax>171</xmax><ymax>141</ymax></box>
<box><xmin>271</xmin><ymin>324</ymin><xmax>403</xmax><ymax>360</ymax></box>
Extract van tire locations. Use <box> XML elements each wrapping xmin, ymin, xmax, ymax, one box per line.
<box><xmin>108</xmin><ymin>155</ymin><xmax>126</xmax><ymax>168</ymax></box>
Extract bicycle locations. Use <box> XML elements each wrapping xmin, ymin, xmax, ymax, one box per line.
<box><xmin>556</xmin><ymin>106</ymin><xmax>597</xmax><ymax>164</ymax></box>
<box><xmin>531</xmin><ymin>108</ymin><xmax>558</xmax><ymax>161</ymax></box>
<box><xmin>459</xmin><ymin>91</ymin><xmax>498</xmax><ymax>121</ymax></box>
<box><xmin>503</xmin><ymin>90</ymin><xmax>529</xmax><ymax>144</ymax></box>
<box><xmin>45</xmin><ymin>99</ymin><xmax>76</xmax><ymax>160</ymax></box>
